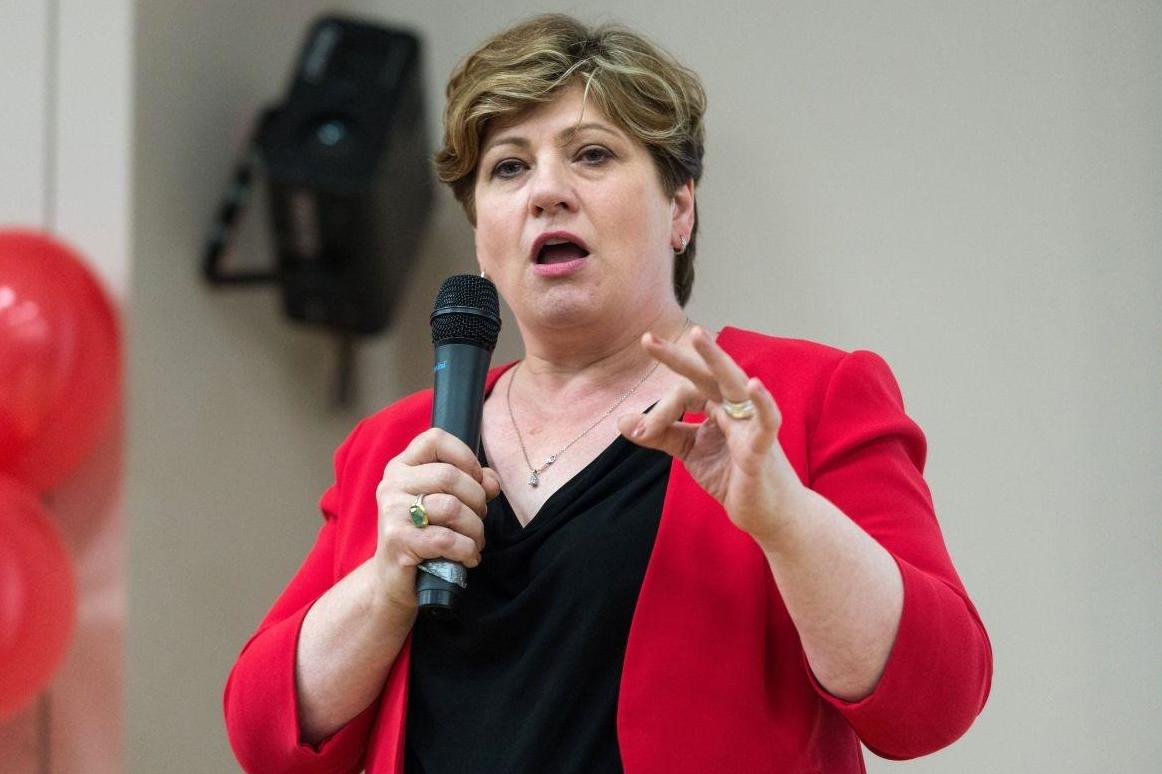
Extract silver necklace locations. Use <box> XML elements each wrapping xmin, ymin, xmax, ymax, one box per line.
<box><xmin>507</xmin><ymin>319</ymin><xmax>690</xmax><ymax>487</ymax></box>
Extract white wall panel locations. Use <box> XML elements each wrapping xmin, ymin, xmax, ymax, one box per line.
<box><xmin>54</xmin><ymin>0</ymin><xmax>133</xmax><ymax>298</ymax></box>
<box><xmin>0</xmin><ymin>0</ymin><xmax>49</xmax><ymax>225</ymax></box>
<box><xmin>0</xmin><ymin>2</ymin><xmax>53</xmax><ymax>771</ymax></box>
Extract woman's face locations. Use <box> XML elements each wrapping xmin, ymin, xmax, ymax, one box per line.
<box><xmin>473</xmin><ymin>85</ymin><xmax>693</xmax><ymax>339</ymax></box>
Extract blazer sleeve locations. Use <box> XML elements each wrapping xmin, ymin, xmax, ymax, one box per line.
<box><xmin>223</xmin><ymin>420</ymin><xmax>379</xmax><ymax>774</ymax></box>
<box><xmin>803</xmin><ymin>350</ymin><xmax>993</xmax><ymax>760</ymax></box>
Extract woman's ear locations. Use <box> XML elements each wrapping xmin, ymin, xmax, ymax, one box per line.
<box><xmin>671</xmin><ymin>179</ymin><xmax>696</xmax><ymax>245</ymax></box>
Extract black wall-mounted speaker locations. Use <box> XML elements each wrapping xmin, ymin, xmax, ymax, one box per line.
<box><xmin>257</xmin><ymin>16</ymin><xmax>432</xmax><ymax>335</ymax></box>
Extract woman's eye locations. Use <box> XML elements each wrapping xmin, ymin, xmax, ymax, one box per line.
<box><xmin>577</xmin><ymin>146</ymin><xmax>612</xmax><ymax>165</ymax></box>
<box><xmin>491</xmin><ymin>159</ymin><xmax>526</xmax><ymax>179</ymax></box>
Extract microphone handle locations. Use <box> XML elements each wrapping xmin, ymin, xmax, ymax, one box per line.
<box><xmin>431</xmin><ymin>343</ymin><xmax>490</xmax><ymax>446</ymax></box>
<box><xmin>416</xmin><ymin>342</ymin><xmax>492</xmax><ymax>615</ymax></box>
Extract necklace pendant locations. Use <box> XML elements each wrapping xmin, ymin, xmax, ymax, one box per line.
<box><xmin>527</xmin><ymin>470</ymin><xmax>539</xmax><ymax>487</ymax></box>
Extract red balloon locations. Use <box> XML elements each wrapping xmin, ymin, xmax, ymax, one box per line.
<box><xmin>0</xmin><ymin>229</ymin><xmax>120</xmax><ymax>492</ymax></box>
<box><xmin>0</xmin><ymin>475</ymin><xmax>77</xmax><ymax>720</ymax></box>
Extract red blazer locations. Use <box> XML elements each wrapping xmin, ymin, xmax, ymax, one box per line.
<box><xmin>224</xmin><ymin>327</ymin><xmax>992</xmax><ymax>774</ymax></box>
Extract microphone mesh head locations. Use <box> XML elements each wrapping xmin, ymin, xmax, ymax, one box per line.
<box><xmin>430</xmin><ymin>274</ymin><xmax>501</xmax><ymax>350</ymax></box>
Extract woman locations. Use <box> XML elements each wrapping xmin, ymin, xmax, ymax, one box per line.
<box><xmin>225</xmin><ymin>14</ymin><xmax>991</xmax><ymax>774</ymax></box>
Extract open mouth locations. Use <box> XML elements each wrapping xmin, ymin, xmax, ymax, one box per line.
<box><xmin>532</xmin><ymin>230</ymin><xmax>590</xmax><ymax>263</ymax></box>
<box><xmin>534</xmin><ymin>237</ymin><xmax>591</xmax><ymax>264</ymax></box>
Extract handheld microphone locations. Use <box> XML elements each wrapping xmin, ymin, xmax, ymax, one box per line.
<box><xmin>416</xmin><ymin>274</ymin><xmax>501</xmax><ymax>615</ymax></box>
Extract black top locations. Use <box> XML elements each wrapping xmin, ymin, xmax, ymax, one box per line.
<box><xmin>404</xmin><ymin>433</ymin><xmax>671</xmax><ymax>774</ymax></box>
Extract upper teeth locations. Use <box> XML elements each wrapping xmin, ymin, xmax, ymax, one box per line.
<box><xmin>544</xmin><ymin>238</ymin><xmax>570</xmax><ymax>246</ymax></box>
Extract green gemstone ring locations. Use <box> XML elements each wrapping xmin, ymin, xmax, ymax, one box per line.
<box><xmin>408</xmin><ymin>493</ymin><xmax>429</xmax><ymax>528</ymax></box>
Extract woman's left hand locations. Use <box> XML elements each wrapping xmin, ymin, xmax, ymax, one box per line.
<box><xmin>618</xmin><ymin>326</ymin><xmax>806</xmax><ymax>546</ymax></box>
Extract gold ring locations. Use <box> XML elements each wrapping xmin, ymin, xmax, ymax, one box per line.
<box><xmin>408</xmin><ymin>493</ymin><xmax>429</xmax><ymax>528</ymax></box>
<box><xmin>721</xmin><ymin>398</ymin><xmax>756</xmax><ymax>420</ymax></box>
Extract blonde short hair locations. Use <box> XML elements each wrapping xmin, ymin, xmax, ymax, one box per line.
<box><xmin>435</xmin><ymin>14</ymin><xmax>706</xmax><ymax>306</ymax></box>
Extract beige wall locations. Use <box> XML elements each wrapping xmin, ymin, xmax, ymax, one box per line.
<box><xmin>126</xmin><ymin>1</ymin><xmax>1160</xmax><ymax>773</ymax></box>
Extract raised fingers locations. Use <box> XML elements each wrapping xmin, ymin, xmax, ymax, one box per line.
<box><xmin>642</xmin><ymin>331</ymin><xmax>722</xmax><ymax>401</ymax></box>
<box><xmin>643</xmin><ymin>326</ymin><xmax>753</xmax><ymax>407</ymax></box>
<box><xmin>688</xmin><ymin>326</ymin><xmax>751</xmax><ymax>402</ymax></box>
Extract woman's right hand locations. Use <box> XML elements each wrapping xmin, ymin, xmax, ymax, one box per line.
<box><xmin>372</xmin><ymin>428</ymin><xmax>501</xmax><ymax>613</ymax></box>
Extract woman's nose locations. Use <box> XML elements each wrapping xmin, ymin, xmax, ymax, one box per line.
<box><xmin>527</xmin><ymin>160</ymin><xmax>576</xmax><ymax>215</ymax></box>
